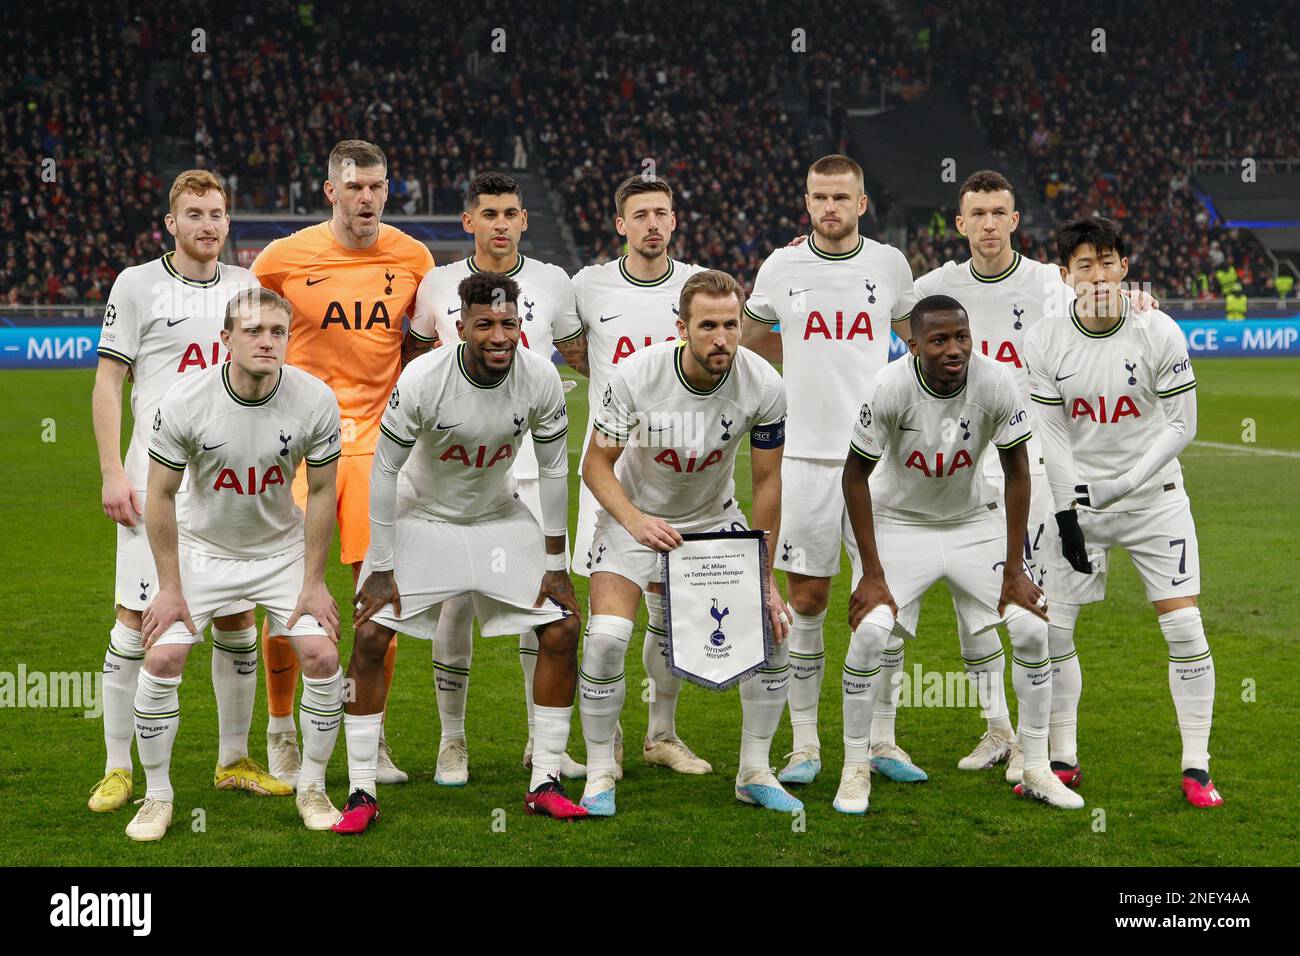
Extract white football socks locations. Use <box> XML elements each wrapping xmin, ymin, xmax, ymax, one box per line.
<box><xmin>102</xmin><ymin>621</ymin><xmax>144</xmax><ymax>773</ymax></box>
<box><xmin>786</xmin><ymin>608</ymin><xmax>826</xmax><ymax>752</ymax></box>
<box><xmin>432</xmin><ymin>595</ymin><xmax>474</xmax><ymax>742</ymax></box>
<box><xmin>519</xmin><ymin>630</ymin><xmax>539</xmax><ymax>736</ymax></box>
<box><xmin>134</xmin><ymin>669</ymin><xmax>182</xmax><ymax>802</ymax></box>
<box><xmin>1006</xmin><ymin>608</ymin><xmax>1051</xmax><ymax>773</ymax></box>
<box><xmin>578</xmin><ymin>615</ymin><xmax>632</xmax><ymax>775</ymax></box>
<box><xmin>1161</xmin><ymin>607</ymin><xmax>1215</xmax><ymax>773</ymax></box>
<box><xmin>960</xmin><ymin>619</ymin><xmax>1013</xmax><ymax>737</ymax></box>
<box><xmin>1047</xmin><ymin>602</ymin><xmax>1082</xmax><ymax>765</ymax></box>
<box><xmin>343</xmin><ymin>711</ymin><xmax>383</xmax><ymax>797</ymax></box>
<box><xmin>642</xmin><ymin>591</ymin><xmax>682</xmax><ymax>742</ymax></box>
<box><xmin>868</xmin><ymin>639</ymin><xmax>904</xmax><ymax>747</ymax></box>
<box><xmin>299</xmin><ymin>669</ymin><xmax>343</xmax><ymax>790</ymax></box>
<box><xmin>843</xmin><ymin>605</ymin><xmax>893</xmax><ymax>768</ymax></box>
<box><xmin>738</xmin><ymin>643</ymin><xmax>790</xmax><ymax>775</ymax></box>
<box><xmin>530</xmin><ymin>705</ymin><xmax>573</xmax><ymax>789</ymax></box>
<box><xmin>210</xmin><ymin>624</ymin><xmax>257</xmax><ymax>767</ymax></box>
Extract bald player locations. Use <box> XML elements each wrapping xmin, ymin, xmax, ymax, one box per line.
<box><xmin>252</xmin><ymin>139</ymin><xmax>434</xmax><ymax>787</ymax></box>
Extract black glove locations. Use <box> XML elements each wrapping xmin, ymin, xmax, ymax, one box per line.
<box><xmin>1055</xmin><ymin>509</ymin><xmax>1093</xmax><ymax>574</ymax></box>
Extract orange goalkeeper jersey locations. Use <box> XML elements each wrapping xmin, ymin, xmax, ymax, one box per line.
<box><xmin>253</xmin><ymin>222</ymin><xmax>434</xmax><ymax>456</ymax></box>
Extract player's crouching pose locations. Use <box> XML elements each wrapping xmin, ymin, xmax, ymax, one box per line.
<box><xmin>339</xmin><ymin>272</ymin><xmax>586</xmax><ymax>832</ymax></box>
<box><xmin>1025</xmin><ymin>216</ymin><xmax>1223</xmax><ymax>809</ymax></box>
<box><xmin>840</xmin><ymin>295</ymin><xmax>1081</xmax><ymax>814</ymax></box>
<box><xmin>579</xmin><ymin>270</ymin><xmax>795</xmax><ymax>817</ymax></box>
<box><xmin>131</xmin><ymin>288</ymin><xmax>346</xmax><ymax>841</ymax></box>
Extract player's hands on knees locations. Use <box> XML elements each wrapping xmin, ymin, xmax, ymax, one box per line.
<box><xmin>1054</xmin><ymin>509</ymin><xmax>1093</xmax><ymax>573</ymax></box>
<box><xmin>354</xmin><ymin>570</ymin><xmax>400</xmax><ymax>626</ymax></box>
<box><xmin>999</xmin><ymin>568</ymin><xmax>1049</xmax><ymax>621</ymax></box>
<box><xmin>142</xmin><ymin>587</ymin><xmax>195</xmax><ymax>649</ymax></box>
<box><xmin>289</xmin><ymin>580</ymin><xmax>340</xmax><ymax>643</ymax></box>
<box><xmin>631</xmin><ymin>513</ymin><xmax>683</xmax><ymax>552</ymax></box>
<box><xmin>102</xmin><ymin>473</ymin><xmax>142</xmax><ymax>527</ymax></box>
<box><xmin>767</xmin><ymin>572</ymin><xmax>791</xmax><ymax>643</ymax></box>
<box><xmin>848</xmin><ymin>571</ymin><xmax>897</xmax><ymax>632</ymax></box>
<box><xmin>536</xmin><ymin>569</ymin><xmax>582</xmax><ymax>619</ymax></box>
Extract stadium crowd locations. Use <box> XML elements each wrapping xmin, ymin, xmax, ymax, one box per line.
<box><xmin>2</xmin><ymin>0</ymin><xmax>1295</xmax><ymax>304</ymax></box>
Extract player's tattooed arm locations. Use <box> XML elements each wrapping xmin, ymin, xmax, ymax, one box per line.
<box><xmin>401</xmin><ymin>328</ymin><xmax>439</xmax><ymax>368</ymax></box>
<box><xmin>291</xmin><ymin>459</ymin><xmax>341</xmax><ymax>641</ymax></box>
<box><xmin>141</xmin><ymin>459</ymin><xmax>196</xmax><ymax>647</ymax></box>
<box><xmin>740</xmin><ymin>315</ymin><xmax>783</xmax><ymax>365</ymax></box>
<box><xmin>842</xmin><ymin>451</ymin><xmax>898</xmax><ymax>629</ymax></box>
<box><xmin>997</xmin><ymin>442</ymin><xmax>1048</xmax><ymax>620</ymax></box>
<box><xmin>354</xmin><ymin>570</ymin><xmax>401</xmax><ymax>626</ymax></box>
<box><xmin>92</xmin><ymin>357</ymin><xmax>141</xmax><ymax>527</ymax></box>
<box><xmin>555</xmin><ymin>332</ymin><xmax>589</xmax><ymax>378</ymax></box>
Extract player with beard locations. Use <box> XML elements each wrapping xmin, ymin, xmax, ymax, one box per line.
<box><xmin>570</xmin><ymin>175</ymin><xmax>711</xmax><ymax>778</ymax></box>
<box><xmin>410</xmin><ymin>172</ymin><xmax>586</xmax><ymax>786</ymax></box>
<box><xmin>90</xmin><ymin>170</ymin><xmax>274</xmax><ymax>814</ymax></box>
<box><xmin>252</xmin><ymin>139</ymin><xmax>434</xmax><ymax>789</ymax></box>
<box><xmin>740</xmin><ymin>155</ymin><xmax>918</xmax><ymax>787</ymax></box>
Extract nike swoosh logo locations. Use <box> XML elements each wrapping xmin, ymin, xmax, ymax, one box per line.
<box><xmin>845</xmin><ymin>688</ymin><xmax>867</xmax><ymax>695</ymax></box>
<box><xmin>646</xmin><ymin>425</ymin><xmax>674</xmax><ymax>433</ymax></box>
<box><xmin>435</xmin><ymin>422</ymin><xmax>461</xmax><ymax>430</ymax></box>
<box><xmin>1032</xmin><ymin>677</ymin><xmax>1050</xmax><ymax>686</ymax></box>
<box><xmin>166</xmin><ymin>317</ymin><xmax>191</xmax><ymax>327</ymax></box>
<box><xmin>236</xmin><ymin>667</ymin><xmax>257</xmax><ymax>675</ymax></box>
<box><xmin>271</xmin><ymin>666</ymin><xmax>294</xmax><ymax>674</ymax></box>
<box><xmin>1171</xmin><ymin>576</ymin><xmax>1193</xmax><ymax>586</ymax></box>
<box><xmin>1055</xmin><ymin>372</ymin><xmax>1078</xmax><ymax>381</ymax></box>
<box><xmin>793</xmin><ymin>673</ymin><xmax>816</xmax><ymax>680</ymax></box>
<box><xmin>202</xmin><ymin>442</ymin><xmax>228</xmax><ymax>451</ymax></box>
<box><xmin>598</xmin><ymin>314</ymin><xmax>622</xmax><ymax>323</ymax></box>
<box><xmin>447</xmin><ymin>306</ymin><xmax>460</xmax><ymax>314</ymax></box>
<box><xmin>766</xmin><ymin>683</ymin><xmax>788</xmax><ymax>692</ymax></box>
<box><xmin>788</xmin><ymin>288</ymin><xmax>813</xmax><ymax>296</ymax></box>
<box><xmin>1180</xmin><ymin>673</ymin><xmax>1207</xmax><ymax>681</ymax></box>
<box><xmin>305</xmin><ymin>277</ymin><xmax>329</xmax><ymax>286</ymax></box>
<box><xmin>139</xmin><ymin>731</ymin><xmax>165</xmax><ymax>739</ymax></box>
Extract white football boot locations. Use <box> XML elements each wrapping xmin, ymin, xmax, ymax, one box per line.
<box><xmin>125</xmin><ymin>798</ymin><xmax>174</xmax><ymax>842</ymax></box>
<box><xmin>296</xmin><ymin>785</ymin><xmax>342</xmax><ymax>830</ymax></box>
<box><xmin>435</xmin><ymin>738</ymin><xmax>469</xmax><ymax>787</ymax></box>
<box><xmin>832</xmin><ymin>764</ymin><xmax>873</xmax><ymax>815</ymax></box>
<box><xmin>267</xmin><ymin>731</ymin><xmax>301</xmax><ymax>791</ymax></box>
<box><xmin>1018</xmin><ymin>767</ymin><xmax>1085</xmax><ymax>809</ymax></box>
<box><xmin>958</xmin><ymin>730</ymin><xmax>1014</xmax><ymax>770</ymax></box>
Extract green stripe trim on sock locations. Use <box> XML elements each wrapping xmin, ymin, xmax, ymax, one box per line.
<box><xmin>211</xmin><ymin>638</ymin><xmax>257</xmax><ymax>654</ymax></box>
<box><xmin>134</xmin><ymin>709</ymin><xmax>180</xmax><ymax>720</ymax></box>
<box><xmin>1012</xmin><ymin>655</ymin><xmax>1050</xmax><ymax>669</ymax></box>
<box><xmin>647</xmin><ymin>624</ymin><xmax>668</xmax><ymax>636</ymax></box>
<box><xmin>300</xmin><ymin>704</ymin><xmax>344</xmax><ymax>718</ymax></box>
<box><xmin>433</xmin><ymin>660</ymin><xmax>471</xmax><ymax>676</ymax></box>
<box><xmin>757</xmin><ymin>663</ymin><xmax>791</xmax><ymax>674</ymax></box>
<box><xmin>580</xmin><ymin>670</ymin><xmax>624</xmax><ymax>685</ymax></box>
<box><xmin>1050</xmin><ymin>649</ymin><xmax>1078</xmax><ymax>664</ymax></box>
<box><xmin>789</xmin><ymin>651</ymin><xmax>826</xmax><ymax>661</ymax></box>
<box><xmin>843</xmin><ymin>664</ymin><xmax>880</xmax><ymax>678</ymax></box>
<box><xmin>518</xmin><ymin>647</ymin><xmax>539</xmax><ymax>656</ymax></box>
<box><xmin>963</xmin><ymin>648</ymin><xmax>1005</xmax><ymax>667</ymax></box>
<box><xmin>1169</xmin><ymin>649</ymin><xmax>1212</xmax><ymax>663</ymax></box>
<box><xmin>108</xmin><ymin>645</ymin><xmax>145</xmax><ymax>661</ymax></box>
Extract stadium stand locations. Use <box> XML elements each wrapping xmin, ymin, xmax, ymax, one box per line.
<box><xmin>2</xmin><ymin>0</ymin><xmax>1296</xmax><ymax>304</ymax></box>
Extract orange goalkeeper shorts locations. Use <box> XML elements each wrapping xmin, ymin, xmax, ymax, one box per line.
<box><xmin>292</xmin><ymin>453</ymin><xmax>373</xmax><ymax>566</ymax></box>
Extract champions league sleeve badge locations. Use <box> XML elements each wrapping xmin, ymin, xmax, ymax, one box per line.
<box><xmin>661</xmin><ymin>530</ymin><xmax>774</xmax><ymax>690</ymax></box>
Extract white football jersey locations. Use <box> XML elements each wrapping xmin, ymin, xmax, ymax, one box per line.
<box><xmin>411</xmin><ymin>254</ymin><xmax>581</xmax><ymax>478</ymax></box>
<box><xmin>380</xmin><ymin>342</ymin><xmax>568</xmax><ymax>523</ymax></box>
<box><xmin>1024</xmin><ymin>300</ymin><xmax>1196</xmax><ymax>512</ymax></box>
<box><xmin>149</xmin><ymin>363</ymin><xmax>342</xmax><ymax>559</ymax></box>
<box><xmin>913</xmin><ymin>252</ymin><xmax>1072</xmax><ymax>479</ymax></box>
<box><xmin>574</xmin><ymin>256</ymin><xmax>708</xmax><ymax>424</ymax></box>
<box><xmin>98</xmin><ymin>253</ymin><xmax>260</xmax><ymax>489</ymax></box>
<box><xmin>593</xmin><ymin>340</ymin><xmax>786</xmax><ymax>525</ymax></box>
<box><xmin>850</xmin><ymin>351</ymin><xmax>1030</xmax><ymax>523</ymax></box>
<box><xmin>745</xmin><ymin>235</ymin><xmax>917</xmax><ymax>460</ymax></box>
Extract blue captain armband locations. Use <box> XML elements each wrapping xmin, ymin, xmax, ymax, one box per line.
<box><xmin>750</xmin><ymin>418</ymin><xmax>786</xmax><ymax>449</ymax></box>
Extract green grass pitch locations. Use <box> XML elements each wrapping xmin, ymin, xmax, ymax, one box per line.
<box><xmin>0</xmin><ymin>358</ymin><xmax>1296</xmax><ymax>866</ymax></box>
